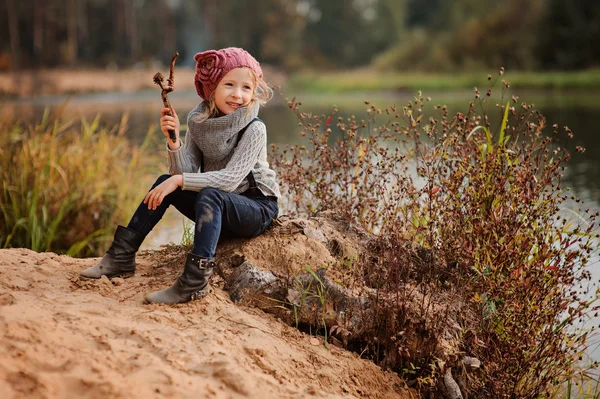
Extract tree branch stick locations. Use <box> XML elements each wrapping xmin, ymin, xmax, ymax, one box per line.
<box><xmin>153</xmin><ymin>52</ymin><xmax>179</xmax><ymax>142</ymax></box>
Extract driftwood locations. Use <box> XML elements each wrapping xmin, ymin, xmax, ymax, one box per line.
<box><xmin>213</xmin><ymin>215</ymin><xmax>482</xmax><ymax>399</ymax></box>
<box><xmin>220</xmin><ymin>258</ymin><xmax>480</xmax><ymax>399</ymax></box>
<box><xmin>152</xmin><ymin>52</ymin><xmax>179</xmax><ymax>142</ymax></box>
<box><xmin>438</xmin><ymin>368</ymin><xmax>464</xmax><ymax>399</ymax></box>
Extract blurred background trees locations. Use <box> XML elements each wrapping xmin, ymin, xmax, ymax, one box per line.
<box><xmin>0</xmin><ymin>0</ymin><xmax>599</xmax><ymax>71</ymax></box>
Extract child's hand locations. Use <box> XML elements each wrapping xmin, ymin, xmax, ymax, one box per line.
<box><xmin>144</xmin><ymin>175</ymin><xmax>183</xmax><ymax>210</ymax></box>
<box><xmin>160</xmin><ymin>107</ymin><xmax>180</xmax><ymax>148</ymax></box>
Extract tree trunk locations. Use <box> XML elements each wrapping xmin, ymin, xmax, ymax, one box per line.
<box><xmin>33</xmin><ymin>0</ymin><xmax>45</xmax><ymax>66</ymax></box>
<box><xmin>127</xmin><ymin>0</ymin><xmax>139</xmax><ymax>63</ymax></box>
<box><xmin>113</xmin><ymin>0</ymin><xmax>125</xmax><ymax>63</ymax></box>
<box><xmin>78</xmin><ymin>0</ymin><xmax>88</xmax><ymax>48</ymax></box>
<box><xmin>66</xmin><ymin>0</ymin><xmax>78</xmax><ymax>66</ymax></box>
<box><xmin>385</xmin><ymin>0</ymin><xmax>408</xmax><ymax>41</ymax></box>
<box><xmin>5</xmin><ymin>0</ymin><xmax>20</xmax><ymax>69</ymax></box>
<box><xmin>203</xmin><ymin>0</ymin><xmax>217</xmax><ymax>47</ymax></box>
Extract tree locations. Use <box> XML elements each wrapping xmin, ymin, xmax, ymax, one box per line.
<box><xmin>5</xmin><ymin>0</ymin><xmax>21</xmax><ymax>69</ymax></box>
<box><xmin>538</xmin><ymin>0</ymin><xmax>600</xmax><ymax>70</ymax></box>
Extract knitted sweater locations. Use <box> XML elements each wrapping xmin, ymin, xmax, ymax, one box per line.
<box><xmin>166</xmin><ymin>103</ymin><xmax>281</xmax><ymax>198</ymax></box>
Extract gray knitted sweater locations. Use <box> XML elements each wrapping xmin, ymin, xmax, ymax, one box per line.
<box><xmin>166</xmin><ymin>103</ymin><xmax>281</xmax><ymax>198</ymax></box>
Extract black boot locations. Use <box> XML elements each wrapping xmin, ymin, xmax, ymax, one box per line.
<box><xmin>145</xmin><ymin>253</ymin><xmax>216</xmax><ymax>304</ymax></box>
<box><xmin>80</xmin><ymin>225</ymin><xmax>145</xmax><ymax>279</ymax></box>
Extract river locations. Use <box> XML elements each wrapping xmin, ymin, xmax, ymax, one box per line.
<box><xmin>5</xmin><ymin>87</ymin><xmax>600</xmax><ymax>212</ymax></box>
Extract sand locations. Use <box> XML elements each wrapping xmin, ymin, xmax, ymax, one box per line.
<box><xmin>0</xmin><ymin>247</ymin><xmax>413</xmax><ymax>399</ymax></box>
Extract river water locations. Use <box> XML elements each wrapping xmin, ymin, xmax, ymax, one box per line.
<box><xmin>5</xmin><ymin>88</ymin><xmax>600</xmax><ymax>362</ymax></box>
<box><xmin>6</xmin><ymin>88</ymin><xmax>600</xmax><ymax>221</ymax></box>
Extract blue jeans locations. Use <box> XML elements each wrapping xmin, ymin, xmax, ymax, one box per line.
<box><xmin>127</xmin><ymin>174</ymin><xmax>279</xmax><ymax>258</ymax></box>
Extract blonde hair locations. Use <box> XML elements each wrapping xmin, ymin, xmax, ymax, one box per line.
<box><xmin>197</xmin><ymin>68</ymin><xmax>273</xmax><ymax>122</ymax></box>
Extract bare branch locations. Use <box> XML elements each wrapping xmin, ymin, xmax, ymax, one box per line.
<box><xmin>153</xmin><ymin>52</ymin><xmax>179</xmax><ymax>142</ymax></box>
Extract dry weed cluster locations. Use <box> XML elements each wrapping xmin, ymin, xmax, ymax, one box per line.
<box><xmin>271</xmin><ymin>71</ymin><xmax>599</xmax><ymax>397</ymax></box>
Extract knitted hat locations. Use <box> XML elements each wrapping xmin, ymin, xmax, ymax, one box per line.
<box><xmin>193</xmin><ymin>47</ymin><xmax>263</xmax><ymax>101</ymax></box>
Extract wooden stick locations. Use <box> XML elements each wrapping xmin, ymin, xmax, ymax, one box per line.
<box><xmin>153</xmin><ymin>52</ymin><xmax>179</xmax><ymax>142</ymax></box>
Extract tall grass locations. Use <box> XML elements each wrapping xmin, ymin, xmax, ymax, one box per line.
<box><xmin>0</xmin><ymin>109</ymin><xmax>163</xmax><ymax>257</ymax></box>
<box><xmin>272</xmin><ymin>70</ymin><xmax>600</xmax><ymax>397</ymax></box>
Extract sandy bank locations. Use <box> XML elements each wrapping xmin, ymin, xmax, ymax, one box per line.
<box><xmin>0</xmin><ymin>247</ymin><xmax>412</xmax><ymax>399</ymax></box>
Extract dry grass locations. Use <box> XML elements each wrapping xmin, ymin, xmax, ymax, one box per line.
<box><xmin>0</xmin><ymin>111</ymin><xmax>163</xmax><ymax>256</ymax></box>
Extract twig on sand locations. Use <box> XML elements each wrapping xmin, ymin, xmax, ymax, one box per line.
<box><xmin>215</xmin><ymin>316</ymin><xmax>280</xmax><ymax>338</ymax></box>
<box><xmin>117</xmin><ymin>282</ymin><xmax>145</xmax><ymax>302</ymax></box>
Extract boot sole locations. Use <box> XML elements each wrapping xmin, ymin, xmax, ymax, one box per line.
<box><xmin>79</xmin><ymin>271</ymin><xmax>135</xmax><ymax>280</ymax></box>
<box><xmin>144</xmin><ymin>287</ymin><xmax>213</xmax><ymax>305</ymax></box>
<box><xmin>190</xmin><ymin>286</ymin><xmax>212</xmax><ymax>301</ymax></box>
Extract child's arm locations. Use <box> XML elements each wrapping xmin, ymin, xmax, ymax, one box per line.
<box><xmin>160</xmin><ymin>107</ymin><xmax>180</xmax><ymax>149</ymax></box>
<box><xmin>160</xmin><ymin>108</ymin><xmax>202</xmax><ymax>174</ymax></box>
<box><xmin>143</xmin><ymin>175</ymin><xmax>183</xmax><ymax>210</ymax></box>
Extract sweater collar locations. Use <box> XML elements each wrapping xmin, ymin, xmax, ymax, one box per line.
<box><xmin>188</xmin><ymin>102</ymin><xmax>259</xmax><ymax>138</ymax></box>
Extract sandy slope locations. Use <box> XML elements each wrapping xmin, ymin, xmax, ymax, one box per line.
<box><xmin>0</xmin><ymin>248</ymin><xmax>413</xmax><ymax>399</ymax></box>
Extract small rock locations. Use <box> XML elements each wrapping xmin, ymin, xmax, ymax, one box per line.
<box><xmin>99</xmin><ymin>275</ymin><xmax>113</xmax><ymax>288</ymax></box>
<box><xmin>0</xmin><ymin>292</ymin><xmax>16</xmax><ymax>306</ymax></box>
<box><xmin>303</xmin><ymin>226</ymin><xmax>327</xmax><ymax>243</ymax></box>
<box><xmin>9</xmin><ymin>277</ymin><xmax>30</xmax><ymax>290</ymax></box>
<box><xmin>112</xmin><ymin>278</ymin><xmax>125</xmax><ymax>286</ymax></box>
<box><xmin>463</xmin><ymin>356</ymin><xmax>481</xmax><ymax>369</ymax></box>
<box><xmin>286</xmin><ymin>289</ymin><xmax>302</xmax><ymax>306</ymax></box>
<box><xmin>228</xmin><ymin>261</ymin><xmax>276</xmax><ymax>302</ymax></box>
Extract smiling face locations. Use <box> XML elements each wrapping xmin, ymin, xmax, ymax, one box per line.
<box><xmin>213</xmin><ymin>67</ymin><xmax>255</xmax><ymax>115</ymax></box>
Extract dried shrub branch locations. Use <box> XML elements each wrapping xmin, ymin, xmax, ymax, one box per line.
<box><xmin>271</xmin><ymin>69</ymin><xmax>600</xmax><ymax>397</ymax></box>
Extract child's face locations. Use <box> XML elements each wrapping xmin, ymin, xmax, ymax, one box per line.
<box><xmin>214</xmin><ymin>67</ymin><xmax>255</xmax><ymax>115</ymax></box>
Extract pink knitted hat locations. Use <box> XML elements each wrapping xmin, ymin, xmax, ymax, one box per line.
<box><xmin>193</xmin><ymin>47</ymin><xmax>263</xmax><ymax>101</ymax></box>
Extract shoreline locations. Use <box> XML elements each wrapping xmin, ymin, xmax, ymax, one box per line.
<box><xmin>289</xmin><ymin>68</ymin><xmax>600</xmax><ymax>92</ymax></box>
<box><xmin>0</xmin><ymin>66</ymin><xmax>287</xmax><ymax>98</ymax></box>
<box><xmin>2</xmin><ymin>67</ymin><xmax>600</xmax><ymax>99</ymax></box>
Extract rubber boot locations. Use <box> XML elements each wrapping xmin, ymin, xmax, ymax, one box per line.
<box><xmin>79</xmin><ymin>225</ymin><xmax>145</xmax><ymax>279</ymax></box>
<box><xmin>145</xmin><ymin>253</ymin><xmax>216</xmax><ymax>304</ymax></box>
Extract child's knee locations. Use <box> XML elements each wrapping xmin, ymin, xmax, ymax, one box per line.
<box><xmin>197</xmin><ymin>187</ymin><xmax>222</xmax><ymax>202</ymax></box>
<box><xmin>151</xmin><ymin>174</ymin><xmax>172</xmax><ymax>188</ymax></box>
<box><xmin>194</xmin><ymin>188</ymin><xmax>224</xmax><ymax>219</ymax></box>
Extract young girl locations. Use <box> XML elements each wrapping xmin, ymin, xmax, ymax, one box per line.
<box><xmin>80</xmin><ymin>47</ymin><xmax>280</xmax><ymax>304</ymax></box>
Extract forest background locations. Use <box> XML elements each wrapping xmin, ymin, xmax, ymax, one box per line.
<box><xmin>1</xmin><ymin>0</ymin><xmax>598</xmax><ymax>75</ymax></box>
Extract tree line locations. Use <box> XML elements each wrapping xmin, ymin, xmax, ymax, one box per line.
<box><xmin>1</xmin><ymin>0</ymin><xmax>599</xmax><ymax>71</ymax></box>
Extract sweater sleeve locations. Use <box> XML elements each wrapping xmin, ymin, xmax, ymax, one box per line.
<box><xmin>166</xmin><ymin>134</ymin><xmax>202</xmax><ymax>175</ymax></box>
<box><xmin>181</xmin><ymin>122</ymin><xmax>266</xmax><ymax>192</ymax></box>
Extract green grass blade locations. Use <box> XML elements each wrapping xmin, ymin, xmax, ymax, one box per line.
<box><xmin>499</xmin><ymin>101</ymin><xmax>510</xmax><ymax>146</ymax></box>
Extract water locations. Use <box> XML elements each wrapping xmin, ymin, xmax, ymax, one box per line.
<box><xmin>4</xmin><ymin>89</ymin><xmax>600</xmax><ymax>214</ymax></box>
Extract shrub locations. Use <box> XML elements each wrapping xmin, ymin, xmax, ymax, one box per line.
<box><xmin>0</xmin><ymin>110</ymin><xmax>162</xmax><ymax>257</ymax></box>
<box><xmin>271</xmin><ymin>71</ymin><xmax>599</xmax><ymax>397</ymax></box>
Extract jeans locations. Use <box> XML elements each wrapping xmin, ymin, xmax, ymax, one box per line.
<box><xmin>127</xmin><ymin>174</ymin><xmax>279</xmax><ymax>258</ymax></box>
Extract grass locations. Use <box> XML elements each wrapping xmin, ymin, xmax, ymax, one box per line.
<box><xmin>289</xmin><ymin>68</ymin><xmax>600</xmax><ymax>93</ymax></box>
<box><xmin>0</xmin><ymin>109</ymin><xmax>163</xmax><ymax>257</ymax></box>
<box><xmin>180</xmin><ymin>217</ymin><xmax>195</xmax><ymax>247</ymax></box>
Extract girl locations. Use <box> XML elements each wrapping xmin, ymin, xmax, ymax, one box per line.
<box><xmin>80</xmin><ymin>47</ymin><xmax>280</xmax><ymax>304</ymax></box>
